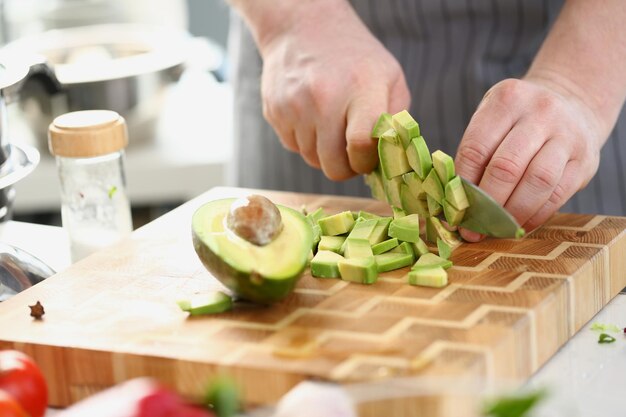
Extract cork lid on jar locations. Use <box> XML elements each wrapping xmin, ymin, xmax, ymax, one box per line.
<box><xmin>48</xmin><ymin>110</ymin><xmax>129</xmax><ymax>157</ymax></box>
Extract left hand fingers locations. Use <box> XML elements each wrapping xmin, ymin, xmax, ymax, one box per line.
<box><xmin>501</xmin><ymin>137</ymin><xmax>570</xmax><ymax>227</ymax></box>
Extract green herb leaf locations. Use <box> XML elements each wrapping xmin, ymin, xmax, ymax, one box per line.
<box><xmin>598</xmin><ymin>333</ymin><xmax>616</xmax><ymax>344</ymax></box>
<box><xmin>590</xmin><ymin>322</ymin><xmax>621</xmax><ymax>333</ymax></box>
<box><xmin>205</xmin><ymin>375</ymin><xmax>240</xmax><ymax>417</ymax></box>
<box><xmin>482</xmin><ymin>389</ymin><xmax>548</xmax><ymax>417</ymax></box>
<box><xmin>108</xmin><ymin>186</ymin><xmax>118</xmax><ymax>199</ymax></box>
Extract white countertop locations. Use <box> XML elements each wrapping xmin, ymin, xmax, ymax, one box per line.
<box><xmin>2</xmin><ymin>220</ymin><xmax>623</xmax><ymax>416</ymax></box>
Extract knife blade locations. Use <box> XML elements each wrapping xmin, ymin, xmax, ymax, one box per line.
<box><xmin>456</xmin><ymin>177</ymin><xmax>525</xmax><ymax>238</ymax></box>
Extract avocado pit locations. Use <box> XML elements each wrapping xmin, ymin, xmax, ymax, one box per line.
<box><xmin>226</xmin><ymin>195</ymin><xmax>283</xmax><ymax>246</ymax></box>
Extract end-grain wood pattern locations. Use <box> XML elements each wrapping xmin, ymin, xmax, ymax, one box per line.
<box><xmin>0</xmin><ymin>187</ymin><xmax>625</xmax><ymax>416</ymax></box>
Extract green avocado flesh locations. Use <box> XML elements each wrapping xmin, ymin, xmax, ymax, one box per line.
<box><xmin>192</xmin><ymin>198</ymin><xmax>313</xmax><ymax>304</ymax></box>
<box><xmin>177</xmin><ymin>291</ymin><xmax>233</xmax><ymax>315</ymax></box>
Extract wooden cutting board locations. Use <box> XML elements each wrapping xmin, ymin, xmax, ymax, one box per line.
<box><xmin>1</xmin><ymin>187</ymin><xmax>625</xmax><ymax>416</ymax></box>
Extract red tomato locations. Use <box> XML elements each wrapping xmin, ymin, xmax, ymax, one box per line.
<box><xmin>0</xmin><ymin>351</ymin><xmax>48</xmax><ymax>417</ymax></box>
<box><xmin>0</xmin><ymin>390</ymin><xmax>27</xmax><ymax>417</ymax></box>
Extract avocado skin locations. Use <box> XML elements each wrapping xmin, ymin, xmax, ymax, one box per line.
<box><xmin>192</xmin><ymin>230</ymin><xmax>305</xmax><ymax>305</ymax></box>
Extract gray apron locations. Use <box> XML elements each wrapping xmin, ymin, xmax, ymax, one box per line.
<box><xmin>228</xmin><ymin>0</ymin><xmax>626</xmax><ymax>216</ymax></box>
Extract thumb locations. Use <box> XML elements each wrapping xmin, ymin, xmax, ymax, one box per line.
<box><xmin>345</xmin><ymin>87</ymin><xmax>390</xmax><ymax>174</ymax></box>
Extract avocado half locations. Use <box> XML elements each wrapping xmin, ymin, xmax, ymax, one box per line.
<box><xmin>191</xmin><ymin>198</ymin><xmax>313</xmax><ymax>304</ymax></box>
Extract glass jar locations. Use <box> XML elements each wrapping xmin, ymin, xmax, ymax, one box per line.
<box><xmin>48</xmin><ymin>110</ymin><xmax>133</xmax><ymax>262</ymax></box>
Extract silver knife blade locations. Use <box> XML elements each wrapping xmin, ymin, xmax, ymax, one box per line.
<box><xmin>457</xmin><ymin>177</ymin><xmax>525</xmax><ymax>238</ymax></box>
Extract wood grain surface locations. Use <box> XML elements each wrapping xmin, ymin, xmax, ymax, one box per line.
<box><xmin>1</xmin><ymin>187</ymin><xmax>625</xmax><ymax>417</ymax></box>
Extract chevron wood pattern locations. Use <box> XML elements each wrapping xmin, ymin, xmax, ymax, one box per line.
<box><xmin>0</xmin><ymin>187</ymin><xmax>625</xmax><ymax>417</ymax></box>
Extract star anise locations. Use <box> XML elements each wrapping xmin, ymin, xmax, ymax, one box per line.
<box><xmin>29</xmin><ymin>301</ymin><xmax>45</xmax><ymax>320</ymax></box>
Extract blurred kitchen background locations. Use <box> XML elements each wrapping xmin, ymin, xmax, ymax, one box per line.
<box><xmin>0</xmin><ymin>0</ymin><xmax>234</xmax><ymax>228</ymax></box>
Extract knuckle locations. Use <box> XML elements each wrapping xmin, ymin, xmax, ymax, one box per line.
<box><xmin>549</xmin><ymin>183</ymin><xmax>567</xmax><ymax>205</ymax></box>
<box><xmin>485</xmin><ymin>155</ymin><xmax>525</xmax><ymax>185</ymax></box>
<box><xmin>527</xmin><ymin>165</ymin><xmax>560</xmax><ymax>192</ymax></box>
<box><xmin>491</xmin><ymin>78</ymin><xmax>524</xmax><ymax>106</ymax></box>
<box><xmin>456</xmin><ymin>141</ymin><xmax>491</xmax><ymax>173</ymax></box>
<box><xmin>534</xmin><ymin>93</ymin><xmax>558</xmax><ymax>114</ymax></box>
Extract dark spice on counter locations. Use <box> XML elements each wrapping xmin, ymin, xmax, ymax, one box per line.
<box><xmin>29</xmin><ymin>301</ymin><xmax>45</xmax><ymax>320</ymax></box>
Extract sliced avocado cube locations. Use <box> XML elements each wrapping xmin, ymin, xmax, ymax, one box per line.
<box><xmin>392</xmin><ymin>110</ymin><xmax>421</xmax><ymax>149</ymax></box>
<box><xmin>401</xmin><ymin>184</ymin><xmax>430</xmax><ymax>217</ymax></box>
<box><xmin>372</xmin><ymin>238</ymin><xmax>399</xmax><ymax>255</ymax></box>
<box><xmin>402</xmin><ymin>171</ymin><xmax>426</xmax><ymax>200</ymax></box>
<box><xmin>338</xmin><ymin>257</ymin><xmax>378</xmax><ymax>284</ymax></box>
<box><xmin>343</xmin><ymin>238</ymin><xmax>374</xmax><ymax>259</ymax></box>
<box><xmin>442</xmin><ymin>199</ymin><xmax>465</xmax><ymax>226</ymax></box>
<box><xmin>379</xmin><ymin>132</ymin><xmax>412</xmax><ymax>179</ymax></box>
<box><xmin>427</xmin><ymin>194</ymin><xmax>443</xmax><ymax>216</ymax></box>
<box><xmin>383</xmin><ymin>176</ymin><xmax>403</xmax><ymax>208</ymax></box>
<box><xmin>411</xmin><ymin>237</ymin><xmax>430</xmax><ymax>256</ymax></box>
<box><xmin>388</xmin><ymin>214</ymin><xmax>421</xmax><ymax>243</ymax></box>
<box><xmin>177</xmin><ymin>291</ymin><xmax>233</xmax><ymax>316</ymax></box>
<box><xmin>432</xmin><ymin>150</ymin><xmax>455</xmax><ymax>185</ymax></box>
<box><xmin>369</xmin><ymin>217</ymin><xmax>392</xmax><ymax>245</ymax></box>
<box><xmin>380</xmin><ymin>127</ymin><xmax>401</xmax><ymax>144</ymax></box>
<box><xmin>423</xmin><ymin>169</ymin><xmax>444</xmax><ymax>204</ymax></box>
<box><xmin>311</xmin><ymin>250</ymin><xmax>344</xmax><ymax>278</ymax></box>
<box><xmin>425</xmin><ymin>216</ymin><xmax>462</xmax><ymax>248</ymax></box>
<box><xmin>357</xmin><ymin>210</ymin><xmax>381</xmax><ymax>220</ymax></box>
<box><xmin>364</xmin><ymin>167</ymin><xmax>387</xmax><ymax>202</ymax></box>
<box><xmin>444</xmin><ymin>176</ymin><xmax>470</xmax><ymax>211</ymax></box>
<box><xmin>371</xmin><ymin>112</ymin><xmax>393</xmax><ymax>138</ymax></box>
<box><xmin>390</xmin><ymin>241</ymin><xmax>416</xmax><ymax>262</ymax></box>
<box><xmin>437</xmin><ymin>238</ymin><xmax>452</xmax><ymax>260</ymax></box>
<box><xmin>341</xmin><ymin>219</ymin><xmax>378</xmax><ymax>253</ymax></box>
<box><xmin>408</xmin><ymin>266</ymin><xmax>448</xmax><ymax>288</ymax></box>
<box><xmin>318</xmin><ymin>235</ymin><xmax>346</xmax><ymax>254</ymax></box>
<box><xmin>392</xmin><ymin>206</ymin><xmax>406</xmax><ymax>219</ymax></box>
<box><xmin>318</xmin><ymin>211</ymin><xmax>355</xmax><ymax>236</ymax></box>
<box><xmin>311</xmin><ymin>224</ymin><xmax>322</xmax><ymax>252</ymax></box>
<box><xmin>406</xmin><ymin>136</ymin><xmax>432</xmax><ymax>179</ymax></box>
<box><xmin>306</xmin><ymin>207</ymin><xmax>327</xmax><ymax>225</ymax></box>
<box><xmin>375</xmin><ymin>252</ymin><xmax>414</xmax><ymax>273</ymax></box>
<box><xmin>412</xmin><ymin>252</ymin><xmax>453</xmax><ymax>270</ymax></box>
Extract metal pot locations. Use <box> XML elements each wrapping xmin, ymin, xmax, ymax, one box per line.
<box><xmin>0</xmin><ymin>56</ymin><xmax>57</xmax><ymax>221</ymax></box>
<box><xmin>1</xmin><ymin>23</ymin><xmax>224</xmax><ymax>150</ymax></box>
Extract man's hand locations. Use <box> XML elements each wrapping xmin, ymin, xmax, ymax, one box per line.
<box><xmin>255</xmin><ymin>0</ymin><xmax>409</xmax><ymax>180</ymax></box>
<box><xmin>455</xmin><ymin>76</ymin><xmax>603</xmax><ymax>240</ymax></box>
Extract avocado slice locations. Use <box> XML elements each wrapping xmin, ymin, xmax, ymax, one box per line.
<box><xmin>383</xmin><ymin>176</ymin><xmax>403</xmax><ymax>208</ymax></box>
<box><xmin>425</xmin><ymin>216</ymin><xmax>462</xmax><ymax>248</ymax></box>
<box><xmin>437</xmin><ymin>238</ymin><xmax>452</xmax><ymax>260</ymax></box>
<box><xmin>364</xmin><ymin>167</ymin><xmax>387</xmax><ymax>202</ymax></box>
<box><xmin>388</xmin><ymin>214</ymin><xmax>421</xmax><ymax>243</ymax></box>
<box><xmin>412</xmin><ymin>252</ymin><xmax>453</xmax><ymax>270</ymax></box>
<box><xmin>369</xmin><ymin>217</ymin><xmax>392</xmax><ymax>245</ymax></box>
<box><xmin>391</xmin><ymin>241</ymin><xmax>416</xmax><ymax>259</ymax></box>
<box><xmin>442</xmin><ymin>199</ymin><xmax>465</xmax><ymax>226</ymax></box>
<box><xmin>344</xmin><ymin>238</ymin><xmax>374</xmax><ymax>259</ymax></box>
<box><xmin>423</xmin><ymin>169</ymin><xmax>444</xmax><ymax>204</ymax></box>
<box><xmin>400</xmin><ymin>184</ymin><xmax>429</xmax><ymax>217</ymax></box>
<box><xmin>357</xmin><ymin>210</ymin><xmax>381</xmax><ymax>221</ymax></box>
<box><xmin>311</xmin><ymin>250</ymin><xmax>344</xmax><ymax>278</ymax></box>
<box><xmin>177</xmin><ymin>291</ymin><xmax>233</xmax><ymax>315</ymax></box>
<box><xmin>408</xmin><ymin>266</ymin><xmax>448</xmax><ymax>288</ymax></box>
<box><xmin>379</xmin><ymin>130</ymin><xmax>412</xmax><ymax>179</ymax></box>
<box><xmin>372</xmin><ymin>238</ymin><xmax>399</xmax><ymax>255</ymax></box>
<box><xmin>392</xmin><ymin>206</ymin><xmax>407</xmax><ymax>219</ymax></box>
<box><xmin>375</xmin><ymin>252</ymin><xmax>414</xmax><ymax>273</ymax></box>
<box><xmin>406</xmin><ymin>136</ymin><xmax>432</xmax><ymax>179</ymax></box>
<box><xmin>338</xmin><ymin>257</ymin><xmax>378</xmax><ymax>285</ymax></box>
<box><xmin>427</xmin><ymin>194</ymin><xmax>443</xmax><ymax>216</ymax></box>
<box><xmin>318</xmin><ymin>211</ymin><xmax>355</xmax><ymax>236</ymax></box>
<box><xmin>444</xmin><ymin>176</ymin><xmax>470</xmax><ymax>211</ymax></box>
<box><xmin>192</xmin><ymin>198</ymin><xmax>313</xmax><ymax>304</ymax></box>
<box><xmin>432</xmin><ymin>150</ymin><xmax>455</xmax><ymax>185</ymax></box>
<box><xmin>318</xmin><ymin>235</ymin><xmax>346</xmax><ymax>254</ymax></box>
<box><xmin>392</xmin><ymin>110</ymin><xmax>421</xmax><ymax>149</ymax></box>
<box><xmin>371</xmin><ymin>113</ymin><xmax>393</xmax><ymax>138</ymax></box>
<box><xmin>411</xmin><ymin>237</ymin><xmax>431</xmax><ymax>257</ymax></box>
<box><xmin>402</xmin><ymin>171</ymin><xmax>426</xmax><ymax>200</ymax></box>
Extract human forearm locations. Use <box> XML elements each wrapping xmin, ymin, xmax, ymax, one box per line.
<box><xmin>526</xmin><ymin>0</ymin><xmax>626</xmax><ymax>140</ymax></box>
<box><xmin>227</xmin><ymin>0</ymin><xmax>355</xmax><ymax>55</ymax></box>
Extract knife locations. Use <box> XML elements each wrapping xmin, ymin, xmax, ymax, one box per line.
<box><xmin>456</xmin><ymin>177</ymin><xmax>525</xmax><ymax>238</ymax></box>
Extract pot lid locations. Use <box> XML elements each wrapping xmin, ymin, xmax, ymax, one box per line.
<box><xmin>0</xmin><ymin>143</ymin><xmax>39</xmax><ymax>190</ymax></box>
<box><xmin>0</xmin><ymin>60</ymin><xmax>29</xmax><ymax>92</ymax></box>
